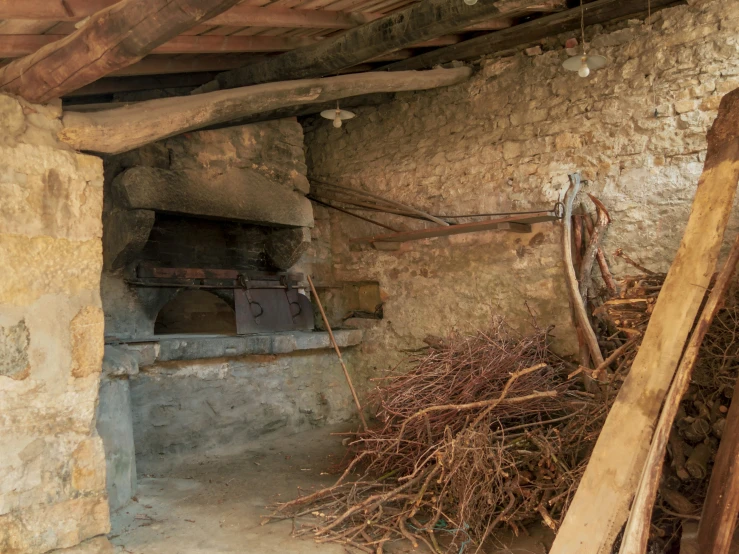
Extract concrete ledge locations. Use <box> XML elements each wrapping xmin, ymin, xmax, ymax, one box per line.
<box><xmin>109</xmin><ymin>330</ymin><xmax>363</xmax><ymax>366</ymax></box>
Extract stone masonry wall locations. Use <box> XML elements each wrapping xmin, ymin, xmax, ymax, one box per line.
<box><xmin>0</xmin><ymin>95</ymin><xmax>110</xmax><ymax>552</ymax></box>
<box><xmin>305</xmin><ymin>0</ymin><xmax>739</xmax><ymax>390</ymax></box>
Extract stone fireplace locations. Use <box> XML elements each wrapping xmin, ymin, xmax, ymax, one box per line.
<box><xmin>96</xmin><ymin>119</ymin><xmax>361</xmax><ymax>512</ymax></box>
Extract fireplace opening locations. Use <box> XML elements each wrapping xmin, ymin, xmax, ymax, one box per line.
<box><xmin>154</xmin><ymin>290</ymin><xmax>237</xmax><ymax>335</ymax></box>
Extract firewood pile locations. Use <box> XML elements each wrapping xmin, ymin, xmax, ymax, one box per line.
<box><xmin>590</xmin><ymin>259</ymin><xmax>739</xmax><ymax>549</ymax></box>
<box><xmin>265</xmin><ymin>321</ymin><xmax>610</xmax><ymax>553</ymax></box>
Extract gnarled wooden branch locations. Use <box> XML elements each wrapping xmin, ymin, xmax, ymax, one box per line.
<box><xmin>562</xmin><ymin>174</ymin><xmax>605</xmax><ymax>368</ymax></box>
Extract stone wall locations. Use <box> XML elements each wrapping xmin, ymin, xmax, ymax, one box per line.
<box><xmin>129</xmin><ymin>348</ymin><xmax>360</xmax><ymax>474</ymax></box>
<box><xmin>305</xmin><ymin>0</ymin><xmax>739</xmax><ymax>390</ymax></box>
<box><xmin>0</xmin><ymin>95</ymin><xmax>110</xmax><ymax>553</ymax></box>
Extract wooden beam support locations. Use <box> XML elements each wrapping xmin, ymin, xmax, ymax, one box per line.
<box><xmin>110</xmin><ymin>54</ymin><xmax>270</xmax><ymax>77</ymax></box>
<box><xmin>65</xmin><ymin>72</ymin><xmax>218</xmax><ymax>97</ymax></box>
<box><xmin>385</xmin><ymin>0</ymin><xmax>680</xmax><ymax>71</ymax></box>
<box><xmin>193</xmin><ymin>0</ymin><xmax>548</xmax><ymax>91</ymax></box>
<box><xmin>59</xmin><ymin>67</ymin><xmax>472</xmax><ymax>154</ymax></box>
<box><xmin>550</xmin><ymin>88</ymin><xmax>739</xmax><ymax>554</ymax></box>
<box><xmin>697</xmin><ymin>370</ymin><xmax>739</xmax><ymax>554</ymax></box>
<box><xmin>0</xmin><ymin>0</ymin><xmax>244</xmax><ymax>103</ymax></box>
<box><xmin>0</xmin><ymin>1</ymin><xmax>518</xmax><ymax>31</ymax></box>
<box><xmin>0</xmin><ymin>33</ymin><xmax>462</xmax><ymax>58</ymax></box>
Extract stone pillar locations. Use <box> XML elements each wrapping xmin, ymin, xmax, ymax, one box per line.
<box><xmin>0</xmin><ymin>94</ymin><xmax>111</xmax><ymax>553</ymax></box>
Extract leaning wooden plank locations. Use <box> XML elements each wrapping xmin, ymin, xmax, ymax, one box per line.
<box><xmin>193</xmin><ymin>0</ymin><xmax>546</xmax><ymax>91</ymax></box>
<box><xmin>0</xmin><ymin>0</ymin><xmax>243</xmax><ymax>103</ymax></box>
<box><xmin>697</xmin><ymin>351</ymin><xmax>739</xmax><ymax>553</ymax></box>
<box><xmin>620</xmin><ymin>231</ymin><xmax>739</xmax><ymax>554</ymax></box>
<box><xmin>58</xmin><ymin>67</ymin><xmax>471</xmax><ymax>154</ymax></box>
<box><xmin>385</xmin><ymin>0</ymin><xmax>678</xmax><ymax>71</ymax></box>
<box><xmin>550</xmin><ymin>88</ymin><xmax>739</xmax><ymax>554</ymax></box>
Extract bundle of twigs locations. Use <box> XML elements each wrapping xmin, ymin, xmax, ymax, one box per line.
<box><xmin>267</xmin><ymin>321</ymin><xmax>607</xmax><ymax>553</ymax></box>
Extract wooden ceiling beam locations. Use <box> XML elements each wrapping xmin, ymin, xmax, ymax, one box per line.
<box><xmin>0</xmin><ymin>33</ymin><xmax>462</xmax><ymax>58</ymax></box>
<box><xmin>59</xmin><ymin>67</ymin><xmax>473</xmax><ymax>154</ymax></box>
<box><xmin>0</xmin><ymin>0</ymin><xmax>244</xmax><ymax>103</ymax></box>
<box><xmin>193</xmin><ymin>0</ymin><xmax>551</xmax><ymax>92</ymax></box>
<box><xmin>0</xmin><ymin>1</ymin><xmax>519</xmax><ymax>31</ymax></box>
<box><xmin>385</xmin><ymin>0</ymin><xmax>680</xmax><ymax>70</ymax></box>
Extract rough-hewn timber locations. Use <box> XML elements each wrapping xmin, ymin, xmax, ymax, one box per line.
<box><xmin>0</xmin><ymin>0</ymin><xmax>243</xmax><ymax>103</ymax></box>
<box><xmin>59</xmin><ymin>67</ymin><xmax>472</xmax><ymax>154</ymax></box>
<box><xmin>193</xmin><ymin>0</ymin><xmax>547</xmax><ymax>92</ymax></box>
<box><xmin>385</xmin><ymin>0</ymin><xmax>679</xmax><ymax>71</ymax></box>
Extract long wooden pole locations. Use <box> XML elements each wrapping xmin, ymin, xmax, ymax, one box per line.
<box><xmin>698</xmin><ymin>349</ymin><xmax>739</xmax><ymax>552</ymax></box>
<box><xmin>307</xmin><ymin>275</ymin><xmax>369</xmax><ymax>431</ymax></box>
<box><xmin>620</xmin><ymin>232</ymin><xmax>739</xmax><ymax>554</ymax></box>
<box><xmin>551</xmin><ymin>88</ymin><xmax>739</xmax><ymax>554</ymax></box>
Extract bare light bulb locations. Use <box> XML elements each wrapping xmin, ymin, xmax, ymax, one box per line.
<box><xmin>463</xmin><ymin>0</ymin><xmax>478</xmax><ymax>5</ymax></box>
<box><xmin>333</xmin><ymin>112</ymin><xmax>342</xmax><ymax>128</ymax></box>
<box><xmin>578</xmin><ymin>58</ymin><xmax>590</xmax><ymax>78</ymax></box>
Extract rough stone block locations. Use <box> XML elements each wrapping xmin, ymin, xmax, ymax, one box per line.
<box><xmin>0</xmin><ymin>95</ymin><xmax>26</xmax><ymax>142</ymax></box>
<box><xmin>49</xmin><ymin>536</ymin><xmax>114</xmax><ymax>554</ymax></box>
<box><xmin>102</xmin><ymin>209</ymin><xmax>155</xmax><ymax>270</ymax></box>
<box><xmin>0</xmin><ymin>319</ymin><xmax>30</xmax><ymax>379</ymax></box>
<box><xmin>0</xmin><ymin>495</ymin><xmax>109</xmax><ymax>554</ymax></box>
<box><xmin>96</xmin><ymin>379</ymin><xmax>137</xmax><ymax>512</ymax></box>
<box><xmin>266</xmin><ymin>227</ymin><xmax>311</xmax><ymax>270</ymax></box>
<box><xmin>71</xmin><ymin>438</ymin><xmax>107</xmax><ymax>493</ymax></box>
<box><xmin>674</xmin><ymin>98</ymin><xmax>699</xmax><ymax>113</ymax></box>
<box><xmin>113</xmin><ymin>166</ymin><xmax>313</xmax><ymax>228</ymax></box>
<box><xmin>0</xmin><ymin>234</ymin><xmax>102</xmax><ymax>306</ymax></box>
<box><xmin>70</xmin><ymin>306</ymin><xmax>105</xmax><ymax>378</ymax></box>
<box><xmin>102</xmin><ymin>345</ymin><xmax>139</xmax><ymax>377</ymax></box>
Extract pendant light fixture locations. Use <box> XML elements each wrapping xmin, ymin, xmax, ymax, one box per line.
<box><xmin>320</xmin><ymin>101</ymin><xmax>356</xmax><ymax>128</ymax></box>
<box><xmin>563</xmin><ymin>0</ymin><xmax>607</xmax><ymax>77</ymax></box>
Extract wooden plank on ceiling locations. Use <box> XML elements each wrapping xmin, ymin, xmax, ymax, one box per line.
<box><xmin>0</xmin><ymin>0</ymin><xmax>244</xmax><ymax>103</ymax></box>
<box><xmin>386</xmin><ymin>0</ymin><xmax>680</xmax><ymax>70</ymax></box>
<box><xmin>0</xmin><ymin>1</ymin><xmax>517</xmax><ymax>31</ymax></box>
<box><xmin>194</xmin><ymin>0</ymin><xmax>550</xmax><ymax>91</ymax></box>
<box><xmin>0</xmin><ymin>33</ymin><xmax>462</xmax><ymax>57</ymax></box>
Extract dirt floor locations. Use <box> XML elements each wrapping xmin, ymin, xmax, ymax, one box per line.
<box><xmin>110</xmin><ymin>425</ymin><xmax>551</xmax><ymax>554</ymax></box>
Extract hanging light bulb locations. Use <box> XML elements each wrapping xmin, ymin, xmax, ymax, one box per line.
<box><xmin>463</xmin><ymin>0</ymin><xmax>478</xmax><ymax>6</ymax></box>
<box><xmin>562</xmin><ymin>0</ymin><xmax>607</xmax><ymax>78</ymax></box>
<box><xmin>320</xmin><ymin>101</ymin><xmax>356</xmax><ymax>128</ymax></box>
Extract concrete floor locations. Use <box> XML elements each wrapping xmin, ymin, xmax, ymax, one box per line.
<box><xmin>110</xmin><ymin>425</ymin><xmax>550</xmax><ymax>554</ymax></box>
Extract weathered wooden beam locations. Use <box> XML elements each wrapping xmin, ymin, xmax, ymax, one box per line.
<box><xmin>0</xmin><ymin>0</ymin><xmax>245</xmax><ymax>103</ymax></box>
<box><xmin>59</xmin><ymin>67</ymin><xmax>471</xmax><ymax>154</ymax></box>
<box><xmin>697</xmin><ymin>368</ymin><xmax>739</xmax><ymax>554</ymax></box>
<box><xmin>66</xmin><ymin>72</ymin><xmax>218</xmax><ymax>97</ymax></box>
<box><xmin>0</xmin><ymin>33</ymin><xmax>314</xmax><ymax>57</ymax></box>
<box><xmin>385</xmin><ymin>0</ymin><xmax>680</xmax><ymax>70</ymax></box>
<box><xmin>550</xmin><ymin>87</ymin><xmax>739</xmax><ymax>554</ymax></box>
<box><xmin>0</xmin><ymin>1</ymin><xmax>519</xmax><ymax>30</ymax></box>
<box><xmin>0</xmin><ymin>33</ymin><xmax>464</xmax><ymax>58</ymax></box>
<box><xmin>193</xmin><ymin>0</ymin><xmax>548</xmax><ymax>92</ymax></box>
<box><xmin>110</xmin><ymin>55</ymin><xmax>269</xmax><ymax>77</ymax></box>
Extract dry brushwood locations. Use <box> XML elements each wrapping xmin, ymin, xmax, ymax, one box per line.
<box><xmin>266</xmin><ymin>320</ymin><xmax>608</xmax><ymax>552</ymax></box>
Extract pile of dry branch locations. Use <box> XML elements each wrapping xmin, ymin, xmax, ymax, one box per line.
<box><xmin>268</xmin><ymin>321</ymin><xmax>609</xmax><ymax>553</ymax></box>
